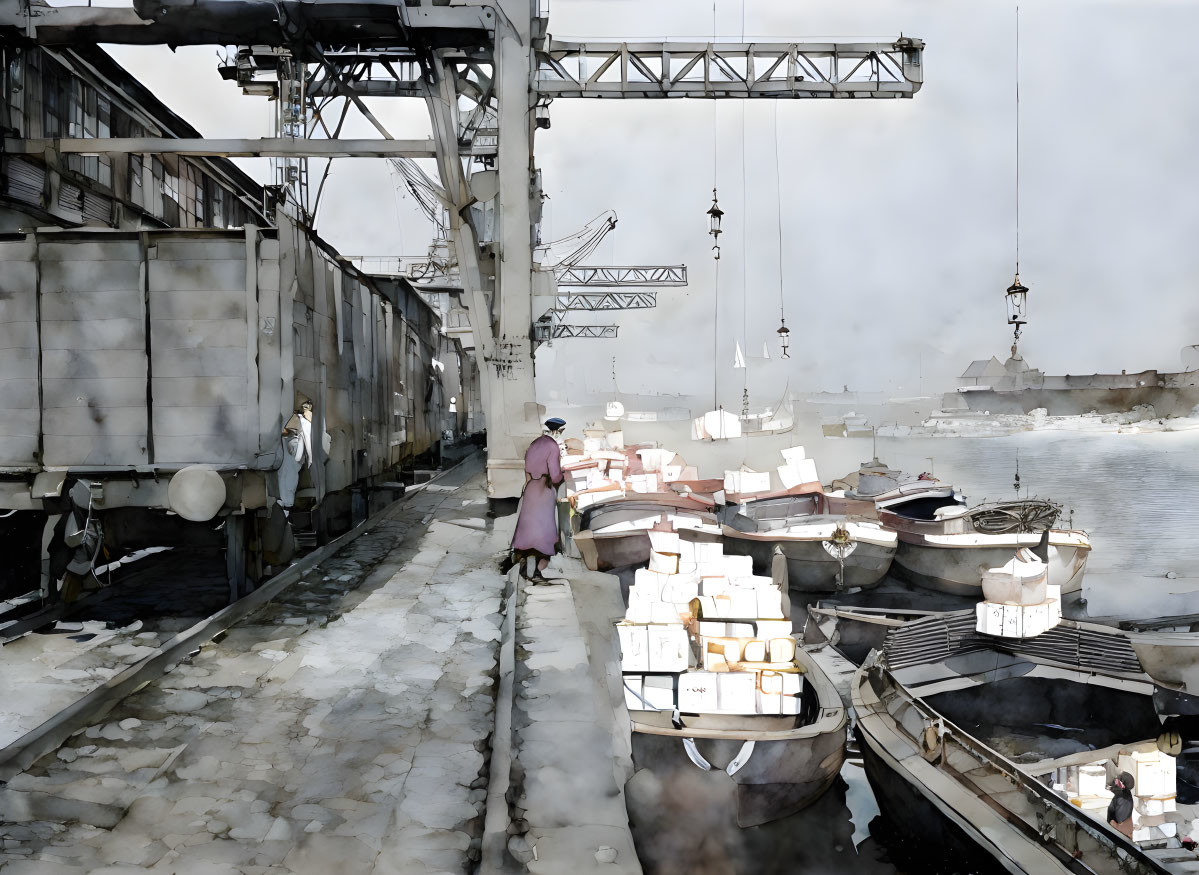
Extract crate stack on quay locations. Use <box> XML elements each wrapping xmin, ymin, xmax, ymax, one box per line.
<box><xmin>562</xmin><ymin>428</ymin><xmax>702</xmax><ymax>512</ymax></box>
<box><xmin>618</xmin><ymin>529</ymin><xmax>803</xmax><ymax>717</ymax></box>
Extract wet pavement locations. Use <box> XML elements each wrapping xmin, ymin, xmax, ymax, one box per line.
<box><xmin>0</xmin><ymin>457</ymin><xmax>514</xmax><ymax>874</ymax></box>
<box><xmin>507</xmin><ymin>558</ymin><xmax>640</xmax><ymax>873</ymax></box>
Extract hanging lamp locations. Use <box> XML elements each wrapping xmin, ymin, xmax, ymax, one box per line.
<box><xmin>707</xmin><ymin>188</ymin><xmax>723</xmax><ymax>259</ymax></box>
<box><xmin>1005</xmin><ymin>275</ymin><xmax>1028</xmax><ymax>358</ymax></box>
<box><xmin>777</xmin><ymin>318</ymin><xmax>791</xmax><ymax>360</ymax></box>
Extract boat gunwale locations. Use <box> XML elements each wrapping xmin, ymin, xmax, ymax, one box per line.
<box><xmin>719</xmin><ymin>522</ymin><xmax>898</xmax><ymax>549</ymax></box>
<box><xmin>880</xmin><ymin>519</ymin><xmax>1092</xmax><ymax>549</ymax></box>
<box><xmin>808</xmin><ymin>604</ymin><xmax>922</xmax><ymax>629</ymax></box>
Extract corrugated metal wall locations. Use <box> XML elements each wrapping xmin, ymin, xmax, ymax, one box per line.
<box><xmin>0</xmin><ymin>238</ymin><xmax>40</xmax><ymax>468</ymax></box>
<box><xmin>148</xmin><ymin>236</ymin><xmax>253</xmax><ymax>465</ymax></box>
<box><xmin>38</xmin><ymin>235</ymin><xmax>148</xmax><ymax>466</ymax></box>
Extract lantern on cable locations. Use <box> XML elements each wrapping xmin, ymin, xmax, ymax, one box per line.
<box><xmin>706</xmin><ymin>188</ymin><xmax>724</xmax><ymax>259</ymax></box>
<box><xmin>776</xmin><ymin>318</ymin><xmax>791</xmax><ymax>359</ymax></box>
<box><xmin>1005</xmin><ymin>274</ymin><xmax>1028</xmax><ymax>357</ymax></box>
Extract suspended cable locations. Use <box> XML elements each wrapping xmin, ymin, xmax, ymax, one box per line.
<box><xmin>739</xmin><ymin>0</ymin><xmax>748</xmax><ymax>407</ymax></box>
<box><xmin>773</xmin><ymin>101</ymin><xmax>791</xmax><ymax>358</ymax></box>
<box><xmin>774</xmin><ymin>102</ymin><xmax>784</xmax><ymax>319</ymax></box>
<box><xmin>713</xmin><ymin>257</ymin><xmax>720</xmax><ymax>411</ymax></box>
<box><xmin>710</xmin><ymin>0</ymin><xmax>721</xmax><ymax>413</ymax></box>
<box><xmin>537</xmin><ymin>210</ymin><xmax>618</xmax><ymax>269</ymax></box>
<box><xmin>1015</xmin><ymin>4</ymin><xmax>1021</xmax><ymax>276</ymax></box>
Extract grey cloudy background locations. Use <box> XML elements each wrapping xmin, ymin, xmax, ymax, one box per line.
<box><xmin>107</xmin><ymin>0</ymin><xmax>1199</xmax><ymax>407</ymax></box>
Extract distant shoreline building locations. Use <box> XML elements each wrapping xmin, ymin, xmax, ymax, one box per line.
<box><xmin>945</xmin><ymin>352</ymin><xmax>1199</xmax><ymax>417</ymax></box>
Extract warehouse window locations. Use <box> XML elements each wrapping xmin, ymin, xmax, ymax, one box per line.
<box><xmin>149</xmin><ymin>157</ymin><xmax>164</xmax><ymax>219</ymax></box>
<box><xmin>66</xmin><ymin>79</ymin><xmax>82</xmax><ymax>137</ymax></box>
<box><xmin>178</xmin><ymin>160</ymin><xmax>200</xmax><ymax>226</ymax></box>
<box><xmin>40</xmin><ymin>58</ymin><xmax>66</xmax><ymax>137</ymax></box>
<box><xmin>6</xmin><ymin>50</ymin><xmax>24</xmax><ymax>136</ymax></box>
<box><xmin>129</xmin><ymin>153</ymin><xmax>143</xmax><ymax>205</ymax></box>
<box><xmin>204</xmin><ymin>176</ymin><xmax>227</xmax><ymax>228</ymax></box>
<box><xmin>82</xmin><ymin>85</ymin><xmax>96</xmax><ymax>137</ymax></box>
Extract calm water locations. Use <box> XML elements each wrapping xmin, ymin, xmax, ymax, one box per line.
<box><xmin>605</xmin><ymin>417</ymin><xmax>1199</xmax><ymax>873</ymax></box>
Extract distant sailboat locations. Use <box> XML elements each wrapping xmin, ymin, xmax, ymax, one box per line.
<box><xmin>733</xmin><ymin>342</ymin><xmax>746</xmax><ymax>369</ymax></box>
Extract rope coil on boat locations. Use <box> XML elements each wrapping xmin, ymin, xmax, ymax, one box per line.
<box><xmin>970</xmin><ymin>499</ymin><xmax>1061</xmax><ymax>534</ymax></box>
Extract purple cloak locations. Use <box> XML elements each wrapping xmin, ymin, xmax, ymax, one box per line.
<box><xmin>511</xmin><ymin>434</ymin><xmax>564</xmax><ymax>556</ymax></box>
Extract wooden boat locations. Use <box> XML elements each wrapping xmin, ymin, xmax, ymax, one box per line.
<box><xmin>852</xmin><ymin>612</ymin><xmax>1199</xmax><ymax>874</ymax></box>
<box><xmin>810</xmin><ymin>601</ymin><xmax>1199</xmax><ymax>723</ymax></box>
<box><xmin>876</xmin><ymin>491</ymin><xmax>1091</xmax><ymax>596</ymax></box>
<box><xmin>627</xmin><ymin>644</ymin><xmax>847</xmax><ymax>828</ymax></box>
<box><xmin>804</xmin><ymin>603</ymin><xmax>940</xmax><ymax>666</ymax></box>
<box><xmin>571</xmin><ymin>496</ymin><xmax>720</xmax><ymax>571</ymax></box>
<box><xmin>738</xmin><ymin>394</ymin><xmax>796</xmax><ymax>437</ymax></box>
<box><xmin>720</xmin><ymin>493</ymin><xmax>897</xmax><ymax>593</ymax></box>
<box><xmin>824</xmin><ymin>456</ymin><xmax>925</xmax><ymax>516</ymax></box>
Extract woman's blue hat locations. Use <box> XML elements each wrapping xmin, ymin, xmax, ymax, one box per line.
<box><xmin>545</xmin><ymin>417</ymin><xmax>566</xmax><ymax>430</ymax></box>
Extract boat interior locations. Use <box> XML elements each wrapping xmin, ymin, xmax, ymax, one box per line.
<box><xmin>883</xmin><ymin>649</ymin><xmax>1199</xmax><ymax>859</ymax></box>
<box><xmin>910</xmin><ymin>660</ymin><xmax>1162</xmax><ymax>764</ymax></box>
<box><xmin>876</xmin><ymin>489</ymin><xmax>966</xmax><ymax>521</ymax></box>
<box><xmin>720</xmin><ymin>493</ymin><xmax>829</xmax><ymax>532</ymax></box>
<box><xmin>581</xmin><ymin>500</ymin><xmax>719</xmax><ymax>535</ymax></box>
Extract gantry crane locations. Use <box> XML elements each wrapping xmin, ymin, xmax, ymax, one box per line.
<box><xmin>0</xmin><ymin>0</ymin><xmax>924</xmax><ymax>499</ymax></box>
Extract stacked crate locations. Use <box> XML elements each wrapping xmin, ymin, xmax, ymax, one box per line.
<box><xmin>1121</xmin><ymin>745</ymin><xmax>1180</xmax><ymax>841</ymax></box>
<box><xmin>563</xmin><ymin>433</ymin><xmax>697</xmax><ymax>511</ymax></box>
<box><xmin>619</xmin><ymin>531</ymin><xmax>804</xmax><ymax>716</ymax></box>
<box><xmin>1055</xmin><ymin>744</ymin><xmax>1180</xmax><ymax>843</ymax></box>
<box><xmin>975</xmin><ymin>548</ymin><xmax>1063</xmax><ymax>638</ymax></box>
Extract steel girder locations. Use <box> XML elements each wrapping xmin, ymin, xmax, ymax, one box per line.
<box><xmin>533</xmin><ymin>324</ymin><xmax>619</xmax><ymax>341</ymax></box>
<box><xmin>555</xmin><ymin>292</ymin><xmax>657</xmax><ymax>311</ymax></box>
<box><xmin>534</xmin><ymin>39</ymin><xmax>924</xmax><ymax>99</ymax></box>
<box><xmin>555</xmin><ymin>264</ymin><xmax>686</xmax><ymax>287</ymax></box>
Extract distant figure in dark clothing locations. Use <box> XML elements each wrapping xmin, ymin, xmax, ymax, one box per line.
<box><xmin>508</xmin><ymin>418</ymin><xmax>566</xmax><ymax>583</ymax></box>
<box><xmin>1107</xmin><ymin>771</ymin><xmax>1135</xmax><ymax>838</ymax></box>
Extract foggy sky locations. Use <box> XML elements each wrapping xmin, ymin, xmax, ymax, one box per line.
<box><xmin>105</xmin><ymin>0</ymin><xmax>1199</xmax><ymax>406</ymax></box>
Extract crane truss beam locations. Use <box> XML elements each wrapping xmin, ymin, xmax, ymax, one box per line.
<box><xmin>535</xmin><ymin>39</ymin><xmax>923</xmax><ymax>99</ymax></box>
<box><xmin>555</xmin><ymin>264</ymin><xmax>686</xmax><ymax>287</ymax></box>
<box><xmin>555</xmin><ymin>292</ymin><xmax>658</xmax><ymax>311</ymax></box>
<box><xmin>273</xmin><ymin>38</ymin><xmax>924</xmax><ymax>101</ymax></box>
<box><xmin>533</xmin><ymin>324</ymin><xmax>619</xmax><ymax>341</ymax></box>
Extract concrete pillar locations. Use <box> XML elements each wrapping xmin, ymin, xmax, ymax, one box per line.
<box><xmin>483</xmin><ymin>0</ymin><xmax>542</xmax><ymax>499</ymax></box>
<box><xmin>425</xmin><ymin>4</ymin><xmax>543</xmax><ymax>500</ymax></box>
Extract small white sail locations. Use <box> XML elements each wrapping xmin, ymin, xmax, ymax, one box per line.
<box><xmin>733</xmin><ymin>341</ymin><xmax>746</xmax><ymax>369</ymax></box>
<box><xmin>762</xmin><ymin>342</ymin><xmax>771</xmax><ymax>360</ymax></box>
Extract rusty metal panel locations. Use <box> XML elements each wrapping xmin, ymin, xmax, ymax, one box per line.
<box><xmin>148</xmin><ymin>235</ymin><xmax>251</xmax><ymax>466</ymax></box>
<box><xmin>38</xmin><ymin>238</ymin><xmax>148</xmax><ymax>467</ymax></box>
<box><xmin>0</xmin><ymin>240</ymin><xmax>41</xmax><ymax>468</ymax></box>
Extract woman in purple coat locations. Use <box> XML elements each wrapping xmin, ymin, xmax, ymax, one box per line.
<box><xmin>509</xmin><ymin>418</ymin><xmax>566</xmax><ymax>582</ymax></box>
